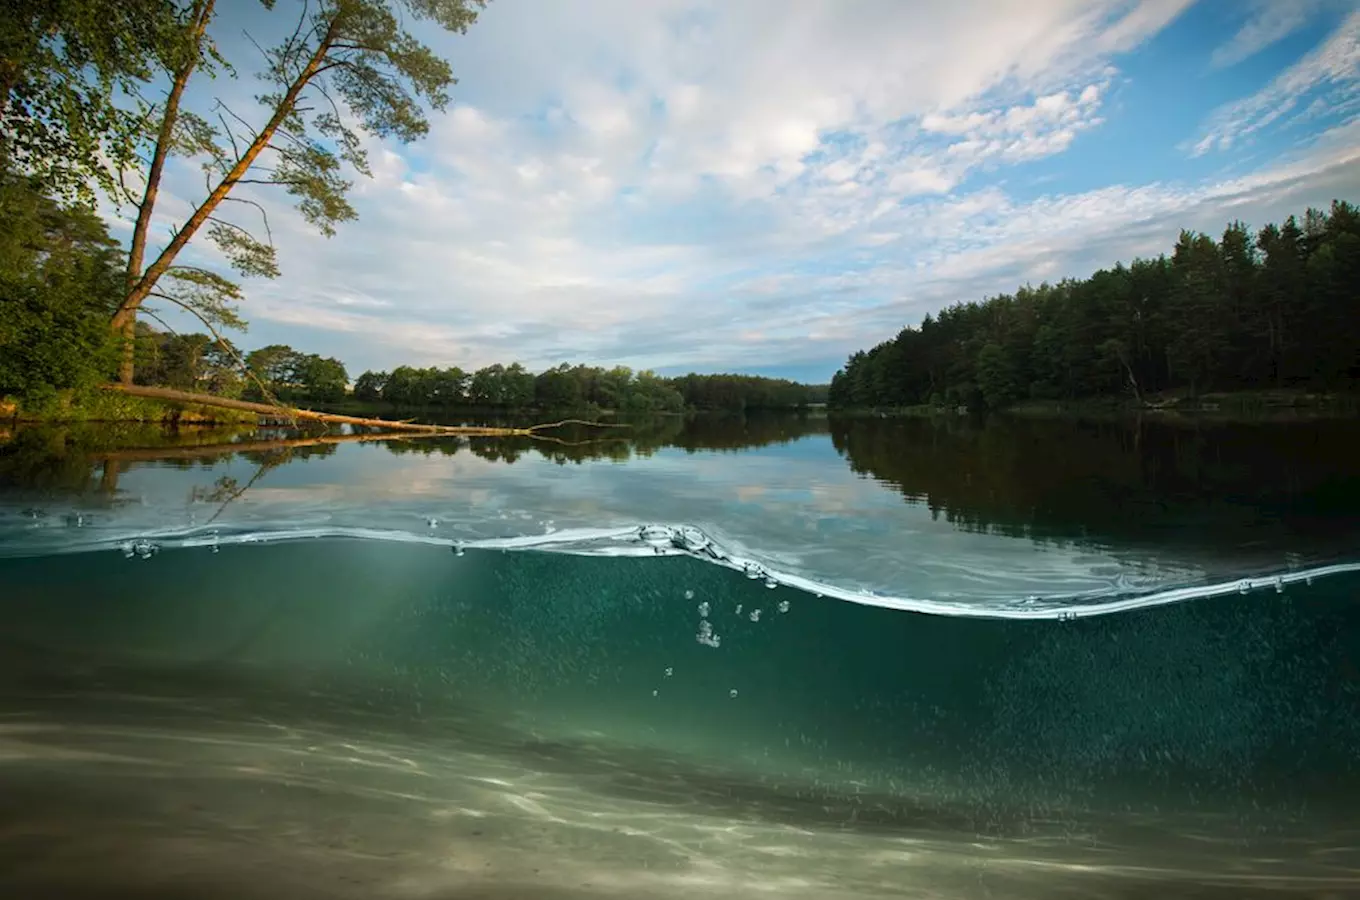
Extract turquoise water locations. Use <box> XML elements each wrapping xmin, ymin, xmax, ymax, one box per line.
<box><xmin>1</xmin><ymin>415</ymin><xmax>1358</xmax><ymax>897</ymax></box>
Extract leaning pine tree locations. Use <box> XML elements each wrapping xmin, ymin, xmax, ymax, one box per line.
<box><xmin>109</xmin><ymin>0</ymin><xmax>485</xmax><ymax>383</ymax></box>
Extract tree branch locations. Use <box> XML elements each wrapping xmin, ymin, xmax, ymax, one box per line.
<box><xmin>216</xmin><ymin>109</ymin><xmax>241</xmax><ymax>160</ymax></box>
<box><xmin>220</xmin><ymin>195</ymin><xmax>275</xmax><ymax>246</ymax></box>
<box><xmin>205</xmin><ymin>215</ymin><xmax>265</xmax><ymax>242</ymax></box>
<box><xmin>278</xmin><ymin>0</ymin><xmax>313</xmax><ymax>78</ymax></box>
<box><xmin>232</xmin><ymin>177</ymin><xmax>309</xmax><ymax>186</ymax></box>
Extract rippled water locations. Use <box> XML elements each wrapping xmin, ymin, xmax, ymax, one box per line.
<box><xmin>1</xmin><ymin>414</ymin><xmax>1357</xmax><ymax>898</ymax></box>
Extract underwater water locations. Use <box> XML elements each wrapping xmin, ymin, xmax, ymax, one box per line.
<box><xmin>0</xmin><ymin>414</ymin><xmax>1358</xmax><ymax>898</ymax></box>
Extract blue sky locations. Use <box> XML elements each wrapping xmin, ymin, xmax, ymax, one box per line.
<box><xmin>125</xmin><ymin>0</ymin><xmax>1360</xmax><ymax>384</ymax></box>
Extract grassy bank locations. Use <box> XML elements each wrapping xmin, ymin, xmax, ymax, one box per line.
<box><xmin>829</xmin><ymin>389</ymin><xmax>1360</xmax><ymax>421</ymax></box>
<box><xmin>1007</xmin><ymin>389</ymin><xmax>1360</xmax><ymax>420</ymax></box>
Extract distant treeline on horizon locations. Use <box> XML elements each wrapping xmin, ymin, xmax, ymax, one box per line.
<box><xmin>130</xmin><ymin>328</ymin><xmax>829</xmax><ymax>413</ymax></box>
<box><xmin>828</xmin><ymin>199</ymin><xmax>1360</xmax><ymax>411</ymax></box>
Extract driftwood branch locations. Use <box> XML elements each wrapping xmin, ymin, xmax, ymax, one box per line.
<box><xmin>98</xmin><ymin>383</ymin><xmax>628</xmax><ymax>437</ymax></box>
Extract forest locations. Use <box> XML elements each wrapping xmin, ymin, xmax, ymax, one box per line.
<box><xmin>126</xmin><ymin>326</ymin><xmax>825</xmax><ymax>414</ymax></box>
<box><xmin>827</xmin><ymin>201</ymin><xmax>1360</xmax><ymax>411</ymax></box>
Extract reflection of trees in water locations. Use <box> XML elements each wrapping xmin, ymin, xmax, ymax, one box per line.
<box><xmin>0</xmin><ymin>414</ymin><xmax>830</xmax><ymax>499</ymax></box>
<box><xmin>829</xmin><ymin>415</ymin><xmax>1360</xmax><ymax>550</ymax></box>
<box><xmin>0</xmin><ymin>425</ymin><xmax>250</xmax><ymax>495</ymax></box>
<box><xmin>373</xmin><ymin>413</ymin><xmax>829</xmax><ymax>465</ymax></box>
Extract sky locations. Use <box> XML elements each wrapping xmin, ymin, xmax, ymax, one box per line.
<box><xmin>123</xmin><ymin>0</ymin><xmax>1360</xmax><ymax>384</ymax></box>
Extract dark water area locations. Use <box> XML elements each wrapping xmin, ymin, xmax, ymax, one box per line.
<box><xmin>1</xmin><ymin>413</ymin><xmax>1358</xmax><ymax>898</ymax></box>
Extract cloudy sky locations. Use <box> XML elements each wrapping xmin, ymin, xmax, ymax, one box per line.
<box><xmin>129</xmin><ymin>0</ymin><xmax>1360</xmax><ymax>384</ymax></box>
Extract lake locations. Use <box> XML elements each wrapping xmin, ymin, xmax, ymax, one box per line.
<box><xmin>1</xmin><ymin>412</ymin><xmax>1358</xmax><ymax>899</ymax></box>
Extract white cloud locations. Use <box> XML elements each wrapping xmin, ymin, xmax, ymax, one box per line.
<box><xmin>1211</xmin><ymin>0</ymin><xmax>1329</xmax><ymax>69</ymax></box>
<box><xmin>119</xmin><ymin>0</ymin><xmax>1360</xmax><ymax>381</ymax></box>
<box><xmin>1193</xmin><ymin>9</ymin><xmax>1360</xmax><ymax>155</ymax></box>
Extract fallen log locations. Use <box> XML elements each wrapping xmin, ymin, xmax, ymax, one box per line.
<box><xmin>99</xmin><ymin>383</ymin><xmax>626</xmax><ymax>436</ymax></box>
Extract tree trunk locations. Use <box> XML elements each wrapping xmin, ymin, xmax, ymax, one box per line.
<box><xmin>116</xmin><ymin>0</ymin><xmax>216</xmax><ymax>385</ymax></box>
<box><xmin>116</xmin><ymin>310</ymin><xmax>137</xmax><ymax>384</ymax></box>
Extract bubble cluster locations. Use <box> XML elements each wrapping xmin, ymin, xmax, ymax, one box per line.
<box><xmin>696</xmin><ymin>618</ymin><xmax>721</xmax><ymax>648</ymax></box>
<box><xmin>121</xmin><ymin>539</ymin><xmax>159</xmax><ymax>560</ymax></box>
<box><xmin>697</xmin><ymin>600</ymin><xmax>710</xmax><ymax>617</ymax></box>
<box><xmin>777</xmin><ymin>600</ymin><xmax>790</xmax><ymax>613</ymax></box>
<box><xmin>748</xmin><ymin>609</ymin><xmax>762</xmax><ymax>622</ymax></box>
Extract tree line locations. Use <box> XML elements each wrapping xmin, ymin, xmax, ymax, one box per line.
<box><xmin>828</xmin><ymin>200</ymin><xmax>1360</xmax><ymax>411</ymax></box>
<box><xmin>126</xmin><ymin>334</ymin><xmax>825</xmax><ymax>413</ymax></box>
<box><xmin>354</xmin><ymin>365</ymin><xmax>824</xmax><ymax>412</ymax></box>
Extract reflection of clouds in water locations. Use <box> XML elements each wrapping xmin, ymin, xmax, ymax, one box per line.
<box><xmin>0</xmin><ymin>435</ymin><xmax>1231</xmax><ymax>607</ymax></box>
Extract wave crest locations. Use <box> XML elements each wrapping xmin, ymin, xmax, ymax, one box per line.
<box><xmin>8</xmin><ymin>521</ymin><xmax>1357</xmax><ymax>621</ymax></box>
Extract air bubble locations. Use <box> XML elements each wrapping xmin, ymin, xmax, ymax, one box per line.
<box><xmin>735</xmin><ymin>604</ymin><xmax>743</xmax><ymax>615</ymax></box>
<box><xmin>684</xmin><ymin>589</ymin><xmax>695</xmax><ymax>600</ymax></box>
<box><xmin>697</xmin><ymin>601</ymin><xmax>710</xmax><ymax>617</ymax></box>
<box><xmin>664</xmin><ymin>667</ymin><xmax>673</xmax><ymax>678</ymax></box>
<box><xmin>763</xmin><ymin>577</ymin><xmax>777</xmax><ymax>589</ymax></box>
<box><xmin>744</xmin><ymin>565</ymin><xmax>762</xmax><ymax>580</ymax></box>
<box><xmin>652</xmin><ymin>689</ymin><xmax>659</xmax><ymax>697</ymax></box>
<box><xmin>1274</xmin><ymin>577</ymin><xmax>1284</xmax><ymax>594</ymax></box>
<box><xmin>453</xmin><ymin>544</ymin><xmax>466</xmax><ymax>557</ymax></box>
<box><xmin>121</xmin><ymin>539</ymin><xmax>158</xmax><ymax>560</ymax></box>
<box><xmin>1238</xmin><ymin>580</ymin><xmax>1252</xmax><ymax>595</ymax></box>
<box><xmin>696</xmin><ymin>619</ymin><xmax>721</xmax><ymax>648</ymax></box>
<box><xmin>749</xmin><ymin>609</ymin><xmax>762</xmax><ymax>622</ymax></box>
<box><xmin>777</xmin><ymin>600</ymin><xmax>790</xmax><ymax>613</ymax></box>
<box><xmin>729</xmin><ymin>689</ymin><xmax>739</xmax><ymax>699</ymax></box>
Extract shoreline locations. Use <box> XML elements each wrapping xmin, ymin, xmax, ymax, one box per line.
<box><xmin>829</xmin><ymin>389</ymin><xmax>1360</xmax><ymax>422</ymax></box>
